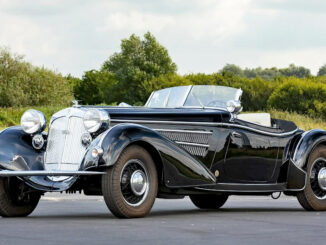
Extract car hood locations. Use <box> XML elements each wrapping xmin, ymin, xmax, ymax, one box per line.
<box><xmin>82</xmin><ymin>106</ymin><xmax>231</xmax><ymax>123</ymax></box>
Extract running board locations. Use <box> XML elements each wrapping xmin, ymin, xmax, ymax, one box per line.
<box><xmin>195</xmin><ymin>183</ymin><xmax>286</xmax><ymax>193</ymax></box>
<box><xmin>0</xmin><ymin>170</ymin><xmax>106</xmax><ymax>177</ymax></box>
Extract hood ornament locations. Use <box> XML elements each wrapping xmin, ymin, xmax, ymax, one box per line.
<box><xmin>72</xmin><ymin>100</ymin><xmax>81</xmax><ymax>108</ymax></box>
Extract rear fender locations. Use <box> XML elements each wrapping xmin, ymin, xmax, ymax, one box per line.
<box><xmin>83</xmin><ymin>123</ymin><xmax>216</xmax><ymax>188</ymax></box>
<box><xmin>290</xmin><ymin>129</ymin><xmax>326</xmax><ymax>169</ymax></box>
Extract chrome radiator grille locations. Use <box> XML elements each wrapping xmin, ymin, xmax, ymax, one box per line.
<box><xmin>45</xmin><ymin>116</ymin><xmax>87</xmax><ymax>171</ymax></box>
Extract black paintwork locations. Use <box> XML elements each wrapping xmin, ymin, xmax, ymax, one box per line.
<box><xmin>82</xmin><ymin>123</ymin><xmax>216</xmax><ymax>187</ymax></box>
<box><xmin>1</xmin><ymin>106</ymin><xmax>325</xmax><ymax>194</ymax></box>
<box><xmin>0</xmin><ymin>127</ymin><xmax>78</xmax><ymax>191</ymax></box>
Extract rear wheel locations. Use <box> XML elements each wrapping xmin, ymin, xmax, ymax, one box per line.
<box><xmin>190</xmin><ymin>194</ymin><xmax>228</xmax><ymax>209</ymax></box>
<box><xmin>102</xmin><ymin>145</ymin><xmax>158</xmax><ymax>218</ymax></box>
<box><xmin>0</xmin><ymin>177</ymin><xmax>41</xmax><ymax>217</ymax></box>
<box><xmin>297</xmin><ymin>146</ymin><xmax>326</xmax><ymax>211</ymax></box>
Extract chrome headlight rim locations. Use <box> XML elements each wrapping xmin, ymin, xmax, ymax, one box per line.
<box><xmin>20</xmin><ymin>109</ymin><xmax>47</xmax><ymax>134</ymax></box>
<box><xmin>83</xmin><ymin>109</ymin><xmax>110</xmax><ymax>133</ymax></box>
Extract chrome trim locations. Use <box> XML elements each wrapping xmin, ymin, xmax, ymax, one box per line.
<box><xmin>111</xmin><ymin>119</ymin><xmax>299</xmax><ymax>137</ymax></box>
<box><xmin>144</xmin><ymin>92</ymin><xmax>154</xmax><ymax>107</ymax></box>
<box><xmin>83</xmin><ymin>108</ymin><xmax>110</xmax><ymax>133</ymax></box>
<box><xmin>154</xmin><ymin>128</ymin><xmax>212</xmax><ymax>135</ymax></box>
<box><xmin>292</xmin><ymin>130</ymin><xmax>311</xmax><ymax>166</ymax></box>
<box><xmin>175</xmin><ymin>141</ymin><xmax>209</xmax><ymax>148</ymax></box>
<box><xmin>182</xmin><ymin>85</ymin><xmax>193</xmax><ymax>106</ymax></box>
<box><xmin>235</xmin><ymin>88</ymin><xmax>243</xmax><ymax>101</ymax></box>
<box><xmin>72</xmin><ymin>100</ymin><xmax>81</xmax><ymax>108</ymax></box>
<box><xmin>318</xmin><ymin>167</ymin><xmax>326</xmax><ymax>191</ymax></box>
<box><xmin>20</xmin><ymin>109</ymin><xmax>47</xmax><ymax>134</ymax></box>
<box><xmin>0</xmin><ymin>170</ymin><xmax>105</xmax><ymax>177</ymax></box>
<box><xmin>90</xmin><ymin>105</ymin><xmax>229</xmax><ymax>112</ymax></box>
<box><xmin>45</xmin><ymin>107</ymin><xmax>88</xmax><ymax>174</ymax></box>
<box><xmin>130</xmin><ymin>170</ymin><xmax>147</xmax><ymax>196</ymax></box>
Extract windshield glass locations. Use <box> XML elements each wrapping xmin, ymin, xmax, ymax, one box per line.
<box><xmin>146</xmin><ymin>86</ymin><xmax>191</xmax><ymax>108</ymax></box>
<box><xmin>145</xmin><ymin>85</ymin><xmax>242</xmax><ymax>109</ymax></box>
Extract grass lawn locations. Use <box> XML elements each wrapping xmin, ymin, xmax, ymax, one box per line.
<box><xmin>1</xmin><ymin>106</ymin><xmax>326</xmax><ymax>131</ymax></box>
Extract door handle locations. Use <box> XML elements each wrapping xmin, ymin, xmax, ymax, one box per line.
<box><xmin>231</xmin><ymin>131</ymin><xmax>242</xmax><ymax>138</ymax></box>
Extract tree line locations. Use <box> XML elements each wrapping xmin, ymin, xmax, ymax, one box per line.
<box><xmin>1</xmin><ymin>32</ymin><xmax>326</xmax><ymax>120</ymax></box>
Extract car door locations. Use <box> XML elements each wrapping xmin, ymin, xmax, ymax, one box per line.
<box><xmin>222</xmin><ymin>126</ymin><xmax>280</xmax><ymax>183</ymax></box>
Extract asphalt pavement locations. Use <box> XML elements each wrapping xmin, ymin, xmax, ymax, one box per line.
<box><xmin>0</xmin><ymin>193</ymin><xmax>325</xmax><ymax>245</ymax></box>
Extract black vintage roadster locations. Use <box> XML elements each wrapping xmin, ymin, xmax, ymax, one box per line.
<box><xmin>1</xmin><ymin>85</ymin><xmax>326</xmax><ymax>218</ymax></box>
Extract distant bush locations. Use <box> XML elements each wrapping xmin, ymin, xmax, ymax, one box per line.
<box><xmin>268</xmin><ymin>78</ymin><xmax>326</xmax><ymax>119</ymax></box>
<box><xmin>220</xmin><ymin>63</ymin><xmax>311</xmax><ymax>80</ymax></box>
<box><xmin>0</xmin><ymin>48</ymin><xmax>73</xmax><ymax>107</ymax></box>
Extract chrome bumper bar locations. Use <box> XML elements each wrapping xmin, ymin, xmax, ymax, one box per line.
<box><xmin>0</xmin><ymin>170</ymin><xmax>106</xmax><ymax>177</ymax></box>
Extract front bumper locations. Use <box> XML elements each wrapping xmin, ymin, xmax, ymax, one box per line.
<box><xmin>0</xmin><ymin>170</ymin><xmax>105</xmax><ymax>177</ymax></box>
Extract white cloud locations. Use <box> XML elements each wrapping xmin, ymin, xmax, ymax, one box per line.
<box><xmin>0</xmin><ymin>0</ymin><xmax>325</xmax><ymax>76</ymax></box>
<box><xmin>99</xmin><ymin>0</ymin><xmax>250</xmax><ymax>41</ymax></box>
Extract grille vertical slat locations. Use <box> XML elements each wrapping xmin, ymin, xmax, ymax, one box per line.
<box><xmin>45</xmin><ymin>115</ymin><xmax>87</xmax><ymax>172</ymax></box>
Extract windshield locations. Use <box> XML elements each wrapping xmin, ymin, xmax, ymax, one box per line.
<box><xmin>145</xmin><ymin>85</ymin><xmax>242</xmax><ymax>110</ymax></box>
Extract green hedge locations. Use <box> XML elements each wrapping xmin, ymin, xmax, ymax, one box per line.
<box><xmin>268</xmin><ymin>78</ymin><xmax>326</xmax><ymax>119</ymax></box>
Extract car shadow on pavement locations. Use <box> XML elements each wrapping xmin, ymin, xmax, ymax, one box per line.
<box><xmin>15</xmin><ymin>206</ymin><xmax>305</xmax><ymax>220</ymax></box>
<box><xmin>148</xmin><ymin>207</ymin><xmax>305</xmax><ymax>218</ymax></box>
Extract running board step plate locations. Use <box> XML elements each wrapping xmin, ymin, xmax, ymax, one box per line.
<box><xmin>0</xmin><ymin>170</ymin><xmax>106</xmax><ymax>177</ymax></box>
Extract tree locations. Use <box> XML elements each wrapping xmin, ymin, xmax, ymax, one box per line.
<box><xmin>0</xmin><ymin>48</ymin><xmax>73</xmax><ymax>107</ymax></box>
<box><xmin>220</xmin><ymin>64</ymin><xmax>244</xmax><ymax>77</ymax></box>
<box><xmin>73</xmin><ymin>70</ymin><xmax>117</xmax><ymax>105</ymax></box>
<box><xmin>318</xmin><ymin>64</ymin><xmax>326</xmax><ymax>76</ymax></box>
<box><xmin>102</xmin><ymin>32</ymin><xmax>177</xmax><ymax>104</ymax></box>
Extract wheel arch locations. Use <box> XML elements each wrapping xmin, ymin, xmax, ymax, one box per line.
<box><xmin>85</xmin><ymin>123</ymin><xmax>216</xmax><ymax>188</ymax></box>
<box><xmin>291</xmin><ymin>129</ymin><xmax>326</xmax><ymax>170</ymax></box>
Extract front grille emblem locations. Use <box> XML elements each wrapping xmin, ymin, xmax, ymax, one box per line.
<box><xmin>62</xmin><ymin>130</ymin><xmax>70</xmax><ymax>135</ymax></box>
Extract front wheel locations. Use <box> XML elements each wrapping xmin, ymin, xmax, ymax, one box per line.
<box><xmin>0</xmin><ymin>177</ymin><xmax>41</xmax><ymax>217</ymax></box>
<box><xmin>190</xmin><ymin>194</ymin><xmax>229</xmax><ymax>209</ymax></box>
<box><xmin>297</xmin><ymin>145</ymin><xmax>326</xmax><ymax>211</ymax></box>
<box><xmin>102</xmin><ymin>145</ymin><xmax>158</xmax><ymax>218</ymax></box>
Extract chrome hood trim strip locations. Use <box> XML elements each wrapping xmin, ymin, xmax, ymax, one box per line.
<box><xmin>111</xmin><ymin>119</ymin><xmax>299</xmax><ymax>137</ymax></box>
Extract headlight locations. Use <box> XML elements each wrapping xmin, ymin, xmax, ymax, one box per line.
<box><xmin>20</xmin><ymin>109</ymin><xmax>47</xmax><ymax>134</ymax></box>
<box><xmin>83</xmin><ymin>109</ymin><xmax>110</xmax><ymax>133</ymax></box>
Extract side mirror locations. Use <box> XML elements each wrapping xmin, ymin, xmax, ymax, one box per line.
<box><xmin>226</xmin><ymin>100</ymin><xmax>242</xmax><ymax>114</ymax></box>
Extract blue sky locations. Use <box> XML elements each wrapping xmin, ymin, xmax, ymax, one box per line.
<box><xmin>1</xmin><ymin>0</ymin><xmax>325</xmax><ymax>77</ymax></box>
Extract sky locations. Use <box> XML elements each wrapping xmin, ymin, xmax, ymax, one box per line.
<box><xmin>1</xmin><ymin>0</ymin><xmax>325</xmax><ymax>77</ymax></box>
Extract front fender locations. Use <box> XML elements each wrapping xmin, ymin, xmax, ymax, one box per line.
<box><xmin>291</xmin><ymin>129</ymin><xmax>326</xmax><ymax>169</ymax></box>
<box><xmin>0</xmin><ymin>127</ymin><xmax>44</xmax><ymax>170</ymax></box>
<box><xmin>83</xmin><ymin>123</ymin><xmax>216</xmax><ymax>188</ymax></box>
<box><xmin>0</xmin><ymin>127</ymin><xmax>78</xmax><ymax>192</ymax></box>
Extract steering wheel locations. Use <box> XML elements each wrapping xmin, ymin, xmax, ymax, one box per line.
<box><xmin>206</xmin><ymin>100</ymin><xmax>225</xmax><ymax>107</ymax></box>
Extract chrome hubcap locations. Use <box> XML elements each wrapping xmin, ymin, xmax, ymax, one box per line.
<box><xmin>130</xmin><ymin>170</ymin><xmax>147</xmax><ymax>196</ymax></box>
<box><xmin>120</xmin><ymin>159</ymin><xmax>149</xmax><ymax>206</ymax></box>
<box><xmin>318</xmin><ymin>167</ymin><xmax>326</xmax><ymax>191</ymax></box>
